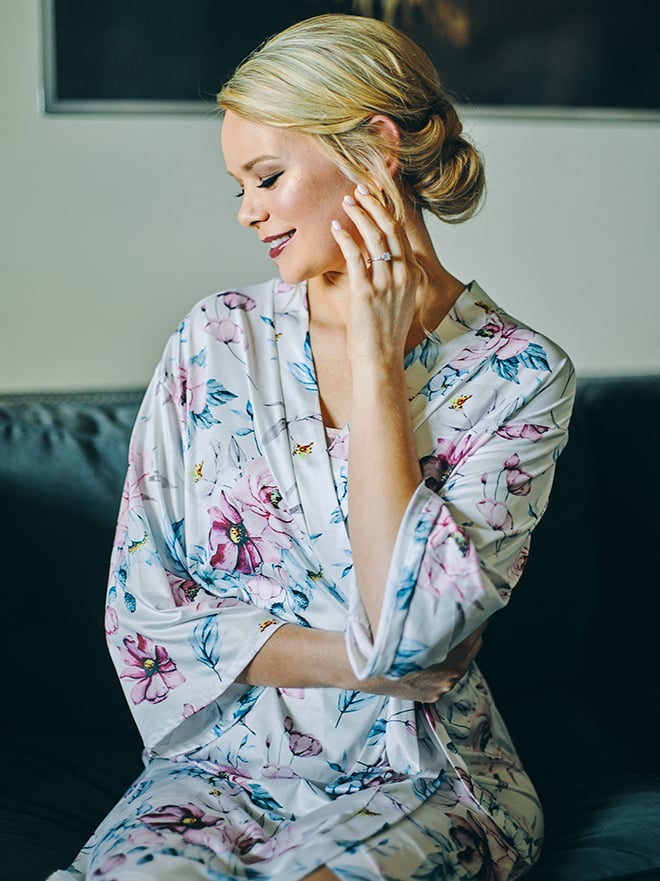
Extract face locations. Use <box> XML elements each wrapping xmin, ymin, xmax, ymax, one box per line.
<box><xmin>221</xmin><ymin>111</ymin><xmax>355</xmax><ymax>285</ymax></box>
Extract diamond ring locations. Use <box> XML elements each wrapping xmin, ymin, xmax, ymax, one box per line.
<box><xmin>367</xmin><ymin>251</ymin><xmax>392</xmax><ymax>265</ymax></box>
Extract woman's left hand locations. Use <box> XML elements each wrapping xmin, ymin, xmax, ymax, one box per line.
<box><xmin>331</xmin><ymin>184</ymin><xmax>422</xmax><ymax>367</ymax></box>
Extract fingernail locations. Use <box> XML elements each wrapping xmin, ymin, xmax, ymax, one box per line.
<box><xmin>343</xmin><ymin>194</ymin><xmax>355</xmax><ymax>206</ymax></box>
<box><xmin>331</xmin><ymin>219</ymin><xmax>342</xmax><ymax>230</ymax></box>
<box><xmin>357</xmin><ymin>184</ymin><xmax>369</xmax><ymax>195</ymax></box>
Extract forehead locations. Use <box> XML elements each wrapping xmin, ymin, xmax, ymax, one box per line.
<box><xmin>221</xmin><ymin>111</ymin><xmax>323</xmax><ymax>175</ymax></box>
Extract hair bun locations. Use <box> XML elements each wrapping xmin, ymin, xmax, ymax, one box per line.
<box><xmin>401</xmin><ymin>100</ymin><xmax>485</xmax><ymax>224</ymax></box>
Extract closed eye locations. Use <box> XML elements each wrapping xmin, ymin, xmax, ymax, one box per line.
<box><xmin>258</xmin><ymin>172</ymin><xmax>283</xmax><ymax>189</ymax></box>
<box><xmin>234</xmin><ymin>171</ymin><xmax>283</xmax><ymax>199</ymax></box>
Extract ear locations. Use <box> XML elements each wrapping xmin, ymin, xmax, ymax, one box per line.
<box><xmin>367</xmin><ymin>114</ymin><xmax>401</xmax><ymax>176</ymax></box>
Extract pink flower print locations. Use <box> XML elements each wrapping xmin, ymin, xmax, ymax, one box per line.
<box><xmin>248</xmin><ymin>571</ymin><xmax>287</xmax><ymax>606</ymax></box>
<box><xmin>169</xmin><ymin>575</ymin><xmax>201</xmax><ymax>606</ymax></box>
<box><xmin>171</xmin><ymin>364</ymin><xmax>208</xmax><ymax>415</ymax></box>
<box><xmin>208</xmin><ymin>489</ymin><xmax>286</xmax><ymax>574</ymax></box>
<box><xmin>262</xmin><ymin>763</ymin><xmax>301</xmax><ymax>778</ymax></box>
<box><xmin>450</xmin><ymin>313</ymin><xmax>532</xmax><ymax>369</ymax></box>
<box><xmin>477</xmin><ymin>498</ymin><xmax>514</xmax><ymax>533</ymax></box>
<box><xmin>104</xmin><ymin>604</ymin><xmax>118</xmax><ymax>635</ymax></box>
<box><xmin>237</xmin><ymin>459</ymin><xmax>294</xmax><ymax>539</ymax></box>
<box><xmin>327</xmin><ymin>431</ymin><xmax>349</xmax><ymax>460</ymax></box>
<box><xmin>507</xmin><ymin>537</ymin><xmax>530</xmax><ymax>583</ymax></box>
<box><xmin>417</xmin><ymin>512</ymin><xmax>481</xmax><ymax>603</ymax></box>
<box><xmin>277</xmin><ymin>687</ymin><xmax>306</xmax><ymax>699</ymax></box>
<box><xmin>497</xmin><ymin>422</ymin><xmax>549</xmax><ymax>441</ymax></box>
<box><xmin>119</xmin><ymin>633</ymin><xmax>186</xmax><ymax>705</ymax></box>
<box><xmin>284</xmin><ymin>716</ymin><xmax>323</xmax><ymax>757</ymax></box>
<box><xmin>140</xmin><ymin>803</ymin><xmax>219</xmax><ymax>837</ymax></box>
<box><xmin>221</xmin><ymin>291</ymin><xmax>256</xmax><ymax>310</ymax></box>
<box><xmin>503</xmin><ymin>452</ymin><xmax>532</xmax><ymax>496</ymax></box>
<box><xmin>421</xmin><ymin>434</ymin><xmax>488</xmax><ymax>491</ymax></box>
<box><xmin>91</xmin><ymin>853</ymin><xmax>127</xmax><ymax>877</ymax></box>
<box><xmin>205</xmin><ymin>318</ymin><xmax>249</xmax><ymax>350</ymax></box>
<box><xmin>448</xmin><ymin>809</ymin><xmax>517</xmax><ymax>881</ymax></box>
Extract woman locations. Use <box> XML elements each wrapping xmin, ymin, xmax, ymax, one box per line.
<box><xmin>49</xmin><ymin>14</ymin><xmax>574</xmax><ymax>881</ymax></box>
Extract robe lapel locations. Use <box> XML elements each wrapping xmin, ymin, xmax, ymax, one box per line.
<box><xmin>252</xmin><ymin>281</ymin><xmax>350</xmax><ymax>570</ymax></box>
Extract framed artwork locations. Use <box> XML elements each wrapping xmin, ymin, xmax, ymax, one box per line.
<box><xmin>42</xmin><ymin>0</ymin><xmax>660</xmax><ymax>119</ymax></box>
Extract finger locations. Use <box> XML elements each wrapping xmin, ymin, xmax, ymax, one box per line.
<box><xmin>341</xmin><ymin>191</ymin><xmax>402</xmax><ymax>265</ymax></box>
<box><xmin>353</xmin><ymin>185</ymin><xmax>416</xmax><ymax>266</ymax></box>
<box><xmin>330</xmin><ymin>219</ymin><xmax>372</xmax><ymax>286</ymax></box>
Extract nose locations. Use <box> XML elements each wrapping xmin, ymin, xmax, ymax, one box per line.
<box><xmin>237</xmin><ymin>187</ymin><xmax>267</xmax><ymax>228</ymax></box>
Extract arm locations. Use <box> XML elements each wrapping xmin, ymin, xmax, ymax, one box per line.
<box><xmin>345</xmin><ymin>362</ymin><xmax>575</xmax><ymax>681</ymax></box>
<box><xmin>332</xmin><ymin>187</ymin><xmax>425</xmax><ymax>636</ymax></box>
<box><xmin>237</xmin><ymin>620</ymin><xmax>486</xmax><ymax>702</ymax></box>
<box><xmin>331</xmin><ymin>187</ymin><xmax>575</xmax><ymax>681</ymax></box>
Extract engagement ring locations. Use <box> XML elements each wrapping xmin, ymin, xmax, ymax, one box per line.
<box><xmin>367</xmin><ymin>251</ymin><xmax>392</xmax><ymax>265</ymax></box>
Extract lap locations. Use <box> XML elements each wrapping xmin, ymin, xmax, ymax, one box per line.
<box><xmin>59</xmin><ymin>757</ymin><xmax>537</xmax><ymax>881</ymax></box>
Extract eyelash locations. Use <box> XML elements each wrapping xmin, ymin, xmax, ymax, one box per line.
<box><xmin>235</xmin><ymin>171</ymin><xmax>283</xmax><ymax>198</ymax></box>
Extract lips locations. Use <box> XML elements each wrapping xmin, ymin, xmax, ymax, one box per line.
<box><xmin>263</xmin><ymin>230</ymin><xmax>295</xmax><ymax>259</ymax></box>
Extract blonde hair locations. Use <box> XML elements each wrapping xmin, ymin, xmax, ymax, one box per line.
<box><xmin>217</xmin><ymin>14</ymin><xmax>484</xmax><ymax>224</ymax></box>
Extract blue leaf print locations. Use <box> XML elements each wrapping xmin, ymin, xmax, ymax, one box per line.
<box><xmin>389</xmin><ymin>636</ymin><xmax>427</xmax><ymax>677</ymax></box>
<box><xmin>191</xmin><ymin>616</ymin><xmax>221</xmax><ymax>673</ymax></box>
<box><xmin>491</xmin><ymin>353</ymin><xmax>521</xmax><ymax>383</ymax></box>
<box><xmin>190</xmin><ymin>348</ymin><xmax>207</xmax><ymax>367</ymax></box>
<box><xmin>287</xmin><ymin>333</ymin><xmax>317</xmax><ymax>391</ymax></box>
<box><xmin>232</xmin><ymin>687</ymin><xmax>262</xmax><ymax>722</ymax></box>
<box><xmin>324</xmin><ymin>579</ymin><xmax>347</xmax><ymax>605</ymax></box>
<box><xmin>206</xmin><ymin>378</ymin><xmax>238</xmax><ymax>407</ymax></box>
<box><xmin>335</xmin><ymin>690</ymin><xmax>377</xmax><ymax>726</ymax></box>
<box><xmin>405</xmin><ymin>334</ymin><xmax>443</xmax><ymax>371</ymax></box>
<box><xmin>290</xmin><ymin>588</ymin><xmax>310</xmax><ymax>611</ymax></box>
<box><xmin>287</xmin><ymin>360</ymin><xmax>317</xmax><ymax>391</ymax></box>
<box><xmin>188</xmin><ymin>544</ymin><xmax>209</xmax><ymax>567</ymax></box>
<box><xmin>412</xmin><ymin>772</ymin><xmax>445</xmax><ymax>801</ymax></box>
<box><xmin>260</xmin><ymin>315</ymin><xmax>275</xmax><ymax>329</ymax></box>
<box><xmin>518</xmin><ymin>341</ymin><xmax>551</xmax><ymax>373</ymax></box>
<box><xmin>124</xmin><ymin>591</ymin><xmax>136</xmax><ymax>613</ymax></box>
<box><xmin>366</xmin><ymin>717</ymin><xmax>387</xmax><ymax>746</ymax></box>
<box><xmin>190</xmin><ymin>405</ymin><xmax>221</xmax><ymax>429</ymax></box>
<box><xmin>394</xmin><ymin>576</ymin><xmax>415</xmax><ymax>612</ymax></box>
<box><xmin>246</xmin><ymin>781</ymin><xmax>283</xmax><ymax>812</ymax></box>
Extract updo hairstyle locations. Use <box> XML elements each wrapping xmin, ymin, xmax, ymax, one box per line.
<box><xmin>217</xmin><ymin>14</ymin><xmax>484</xmax><ymax>224</ymax></box>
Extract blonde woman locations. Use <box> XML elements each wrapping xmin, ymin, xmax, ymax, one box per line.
<box><xmin>49</xmin><ymin>14</ymin><xmax>574</xmax><ymax>881</ymax></box>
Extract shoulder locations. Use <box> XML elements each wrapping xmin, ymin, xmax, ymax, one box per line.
<box><xmin>447</xmin><ymin>281</ymin><xmax>574</xmax><ymax>391</ymax></box>
<box><xmin>410</xmin><ymin>281</ymin><xmax>575</xmax><ymax>437</ymax></box>
<box><xmin>156</xmin><ymin>278</ymin><xmax>294</xmax><ymax>358</ymax></box>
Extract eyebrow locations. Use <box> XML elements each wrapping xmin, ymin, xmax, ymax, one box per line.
<box><xmin>226</xmin><ymin>154</ymin><xmax>280</xmax><ymax>182</ymax></box>
<box><xmin>241</xmin><ymin>154</ymin><xmax>280</xmax><ymax>173</ymax></box>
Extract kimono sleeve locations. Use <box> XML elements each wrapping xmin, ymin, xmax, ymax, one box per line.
<box><xmin>346</xmin><ymin>358</ymin><xmax>576</xmax><ymax>680</ymax></box>
<box><xmin>104</xmin><ymin>340</ymin><xmax>287</xmax><ymax>757</ymax></box>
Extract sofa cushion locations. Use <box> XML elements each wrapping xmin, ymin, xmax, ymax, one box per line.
<box><xmin>526</xmin><ymin>772</ymin><xmax>660</xmax><ymax>881</ymax></box>
<box><xmin>3</xmin><ymin>732</ymin><xmax>143</xmax><ymax>880</ymax></box>
<box><xmin>0</xmin><ymin>392</ymin><xmax>142</xmax><ymax>740</ymax></box>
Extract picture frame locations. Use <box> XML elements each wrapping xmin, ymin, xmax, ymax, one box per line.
<box><xmin>41</xmin><ymin>0</ymin><xmax>660</xmax><ymax>120</ymax></box>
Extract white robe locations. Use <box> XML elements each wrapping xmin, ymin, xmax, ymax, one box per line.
<box><xmin>50</xmin><ymin>279</ymin><xmax>575</xmax><ymax>880</ymax></box>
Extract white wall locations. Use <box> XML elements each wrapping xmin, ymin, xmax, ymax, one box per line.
<box><xmin>2</xmin><ymin>0</ymin><xmax>659</xmax><ymax>393</ymax></box>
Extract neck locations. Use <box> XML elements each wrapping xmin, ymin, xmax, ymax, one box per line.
<box><xmin>307</xmin><ymin>213</ymin><xmax>465</xmax><ymax>346</ymax></box>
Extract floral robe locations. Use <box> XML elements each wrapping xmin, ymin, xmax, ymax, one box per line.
<box><xmin>49</xmin><ymin>279</ymin><xmax>575</xmax><ymax>881</ymax></box>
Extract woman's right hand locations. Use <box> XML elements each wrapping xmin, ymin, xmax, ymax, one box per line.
<box><xmin>359</xmin><ymin>622</ymin><xmax>486</xmax><ymax>703</ymax></box>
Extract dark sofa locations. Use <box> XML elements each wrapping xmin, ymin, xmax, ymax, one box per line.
<box><xmin>1</xmin><ymin>376</ymin><xmax>659</xmax><ymax>881</ymax></box>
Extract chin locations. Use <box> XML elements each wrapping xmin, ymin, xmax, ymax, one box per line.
<box><xmin>277</xmin><ymin>265</ymin><xmax>306</xmax><ymax>286</ymax></box>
